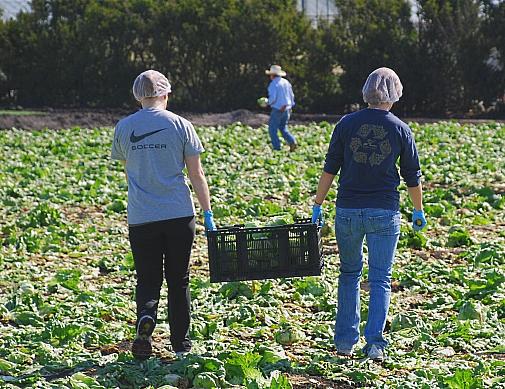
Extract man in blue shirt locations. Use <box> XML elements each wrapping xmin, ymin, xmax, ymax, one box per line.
<box><xmin>265</xmin><ymin>65</ymin><xmax>297</xmax><ymax>151</ymax></box>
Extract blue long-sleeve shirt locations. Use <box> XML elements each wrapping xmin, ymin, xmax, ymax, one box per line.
<box><xmin>324</xmin><ymin>108</ymin><xmax>421</xmax><ymax>211</ymax></box>
<box><xmin>268</xmin><ymin>77</ymin><xmax>295</xmax><ymax>110</ymax></box>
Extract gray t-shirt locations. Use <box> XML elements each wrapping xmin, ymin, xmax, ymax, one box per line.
<box><xmin>111</xmin><ymin>107</ymin><xmax>204</xmax><ymax>225</ymax></box>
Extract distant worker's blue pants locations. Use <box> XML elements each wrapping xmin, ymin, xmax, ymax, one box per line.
<box><xmin>268</xmin><ymin>108</ymin><xmax>296</xmax><ymax>150</ymax></box>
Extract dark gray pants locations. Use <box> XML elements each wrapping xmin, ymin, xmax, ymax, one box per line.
<box><xmin>128</xmin><ymin>216</ymin><xmax>195</xmax><ymax>352</ymax></box>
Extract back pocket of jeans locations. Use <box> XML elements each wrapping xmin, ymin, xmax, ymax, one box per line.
<box><xmin>335</xmin><ymin>215</ymin><xmax>352</xmax><ymax>237</ymax></box>
<box><xmin>369</xmin><ymin>213</ymin><xmax>400</xmax><ymax>235</ymax></box>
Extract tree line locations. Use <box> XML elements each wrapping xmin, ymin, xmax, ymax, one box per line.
<box><xmin>0</xmin><ymin>0</ymin><xmax>503</xmax><ymax>116</ymax></box>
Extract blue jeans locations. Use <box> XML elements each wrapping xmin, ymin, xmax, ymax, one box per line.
<box><xmin>334</xmin><ymin>207</ymin><xmax>400</xmax><ymax>351</ymax></box>
<box><xmin>268</xmin><ymin>108</ymin><xmax>295</xmax><ymax>150</ymax></box>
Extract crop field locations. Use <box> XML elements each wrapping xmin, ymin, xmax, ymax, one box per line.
<box><xmin>0</xmin><ymin>121</ymin><xmax>504</xmax><ymax>388</ymax></box>
<box><xmin>0</xmin><ymin>111</ymin><xmax>46</xmax><ymax>117</ymax></box>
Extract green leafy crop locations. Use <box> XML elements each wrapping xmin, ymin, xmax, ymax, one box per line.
<box><xmin>0</xmin><ymin>122</ymin><xmax>504</xmax><ymax>388</ymax></box>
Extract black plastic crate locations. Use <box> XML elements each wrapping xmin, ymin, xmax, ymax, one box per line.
<box><xmin>206</xmin><ymin>219</ymin><xmax>323</xmax><ymax>282</ymax></box>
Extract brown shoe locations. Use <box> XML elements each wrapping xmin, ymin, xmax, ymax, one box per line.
<box><xmin>289</xmin><ymin>143</ymin><xmax>298</xmax><ymax>152</ymax></box>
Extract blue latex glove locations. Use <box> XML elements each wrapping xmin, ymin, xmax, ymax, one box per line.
<box><xmin>203</xmin><ymin>210</ymin><xmax>217</xmax><ymax>232</ymax></box>
<box><xmin>412</xmin><ymin>208</ymin><xmax>427</xmax><ymax>231</ymax></box>
<box><xmin>311</xmin><ymin>204</ymin><xmax>324</xmax><ymax>227</ymax></box>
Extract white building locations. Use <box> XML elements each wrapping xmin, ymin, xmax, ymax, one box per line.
<box><xmin>297</xmin><ymin>0</ymin><xmax>338</xmax><ymax>23</ymax></box>
<box><xmin>0</xmin><ymin>0</ymin><xmax>30</xmax><ymax>20</ymax></box>
<box><xmin>2</xmin><ymin>0</ymin><xmax>339</xmax><ymax>23</ymax></box>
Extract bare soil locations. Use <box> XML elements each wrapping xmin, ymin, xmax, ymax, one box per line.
<box><xmin>0</xmin><ymin>108</ymin><xmax>503</xmax><ymax>130</ymax></box>
<box><xmin>0</xmin><ymin>108</ymin><xmax>273</xmax><ymax>130</ymax></box>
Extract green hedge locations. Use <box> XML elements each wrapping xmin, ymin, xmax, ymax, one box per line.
<box><xmin>0</xmin><ymin>0</ymin><xmax>503</xmax><ymax>115</ymax></box>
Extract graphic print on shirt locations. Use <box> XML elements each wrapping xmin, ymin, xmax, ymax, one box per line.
<box><xmin>130</xmin><ymin>128</ymin><xmax>168</xmax><ymax>143</ymax></box>
<box><xmin>350</xmin><ymin>124</ymin><xmax>392</xmax><ymax>166</ymax></box>
<box><xmin>129</xmin><ymin>128</ymin><xmax>168</xmax><ymax>151</ymax></box>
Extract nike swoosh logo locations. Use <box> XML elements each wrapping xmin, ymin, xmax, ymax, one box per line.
<box><xmin>130</xmin><ymin>128</ymin><xmax>167</xmax><ymax>143</ymax></box>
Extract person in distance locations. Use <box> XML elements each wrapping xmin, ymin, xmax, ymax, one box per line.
<box><xmin>265</xmin><ymin>65</ymin><xmax>297</xmax><ymax>152</ymax></box>
<box><xmin>111</xmin><ymin>70</ymin><xmax>216</xmax><ymax>360</ymax></box>
<box><xmin>311</xmin><ymin>67</ymin><xmax>427</xmax><ymax>361</ymax></box>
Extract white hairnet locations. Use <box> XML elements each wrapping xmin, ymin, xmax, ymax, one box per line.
<box><xmin>362</xmin><ymin>67</ymin><xmax>403</xmax><ymax>105</ymax></box>
<box><xmin>132</xmin><ymin>70</ymin><xmax>171</xmax><ymax>101</ymax></box>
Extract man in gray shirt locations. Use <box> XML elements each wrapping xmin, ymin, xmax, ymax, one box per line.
<box><xmin>111</xmin><ymin>70</ymin><xmax>216</xmax><ymax>359</ymax></box>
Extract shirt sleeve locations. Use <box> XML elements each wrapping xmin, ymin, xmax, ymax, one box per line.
<box><xmin>289</xmin><ymin>84</ymin><xmax>295</xmax><ymax>107</ymax></box>
<box><xmin>399</xmin><ymin>126</ymin><xmax>422</xmax><ymax>187</ymax></box>
<box><xmin>184</xmin><ymin>122</ymin><xmax>205</xmax><ymax>156</ymax></box>
<box><xmin>323</xmin><ymin>121</ymin><xmax>345</xmax><ymax>175</ymax></box>
<box><xmin>268</xmin><ymin>82</ymin><xmax>277</xmax><ymax>106</ymax></box>
<box><xmin>111</xmin><ymin>125</ymin><xmax>125</xmax><ymax>160</ymax></box>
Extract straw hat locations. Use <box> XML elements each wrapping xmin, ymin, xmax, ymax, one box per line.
<box><xmin>265</xmin><ymin>65</ymin><xmax>286</xmax><ymax>77</ymax></box>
